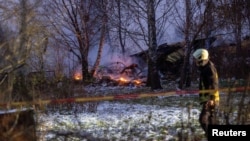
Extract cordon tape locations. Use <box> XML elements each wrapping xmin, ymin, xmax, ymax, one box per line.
<box><xmin>0</xmin><ymin>86</ymin><xmax>249</xmax><ymax>108</ymax></box>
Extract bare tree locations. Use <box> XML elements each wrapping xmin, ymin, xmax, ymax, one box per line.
<box><xmin>244</xmin><ymin>0</ymin><xmax>250</xmax><ymax>34</ymax></box>
<box><xmin>146</xmin><ymin>0</ymin><xmax>162</xmax><ymax>89</ymax></box>
<box><xmin>178</xmin><ymin>0</ymin><xmax>192</xmax><ymax>89</ymax></box>
<box><xmin>90</xmin><ymin>0</ymin><xmax>108</xmax><ymax>77</ymax></box>
<box><xmin>217</xmin><ymin>0</ymin><xmax>245</xmax><ymax>55</ymax></box>
<box><xmin>0</xmin><ymin>0</ymin><xmax>45</xmax><ymax>104</ymax></box>
<box><xmin>114</xmin><ymin>0</ymin><xmax>127</xmax><ymax>54</ymax></box>
<box><xmin>106</xmin><ymin>0</ymin><xmax>138</xmax><ymax>57</ymax></box>
<box><xmin>110</xmin><ymin>0</ymin><xmax>176</xmax><ymax>89</ymax></box>
<box><xmin>172</xmin><ymin>0</ymin><xmax>215</xmax><ymax>88</ymax></box>
<box><xmin>44</xmin><ymin>0</ymin><xmax>113</xmax><ymax>83</ymax></box>
<box><xmin>215</xmin><ymin>0</ymin><xmax>248</xmax><ymax>79</ymax></box>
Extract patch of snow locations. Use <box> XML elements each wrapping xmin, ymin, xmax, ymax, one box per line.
<box><xmin>37</xmin><ymin>101</ymin><xmax>201</xmax><ymax>140</ymax></box>
<box><xmin>0</xmin><ymin>107</ymin><xmax>33</xmax><ymax>114</ymax></box>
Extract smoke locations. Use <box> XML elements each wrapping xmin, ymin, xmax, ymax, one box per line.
<box><xmin>88</xmin><ymin>44</ymin><xmax>136</xmax><ymax>67</ymax></box>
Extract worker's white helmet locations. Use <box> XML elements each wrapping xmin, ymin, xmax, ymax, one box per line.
<box><xmin>192</xmin><ymin>48</ymin><xmax>209</xmax><ymax>61</ymax></box>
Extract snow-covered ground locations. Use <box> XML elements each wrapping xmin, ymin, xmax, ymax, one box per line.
<box><xmin>37</xmin><ymin>94</ymin><xmax>205</xmax><ymax>141</ymax></box>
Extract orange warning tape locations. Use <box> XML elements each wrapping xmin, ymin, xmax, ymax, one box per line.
<box><xmin>0</xmin><ymin>86</ymin><xmax>249</xmax><ymax>108</ymax></box>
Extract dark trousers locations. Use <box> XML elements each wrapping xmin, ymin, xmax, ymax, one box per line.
<box><xmin>199</xmin><ymin>102</ymin><xmax>217</xmax><ymax>136</ymax></box>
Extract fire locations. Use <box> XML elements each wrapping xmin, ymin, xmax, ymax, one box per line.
<box><xmin>118</xmin><ymin>77</ymin><xmax>129</xmax><ymax>83</ymax></box>
<box><xmin>133</xmin><ymin>79</ymin><xmax>141</xmax><ymax>85</ymax></box>
<box><xmin>74</xmin><ymin>72</ymin><xmax>83</xmax><ymax>81</ymax></box>
<box><xmin>94</xmin><ymin>66</ymin><xmax>145</xmax><ymax>86</ymax></box>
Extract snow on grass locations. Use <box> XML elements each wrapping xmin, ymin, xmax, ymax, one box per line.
<box><xmin>37</xmin><ymin>99</ymin><xmax>202</xmax><ymax>141</ymax></box>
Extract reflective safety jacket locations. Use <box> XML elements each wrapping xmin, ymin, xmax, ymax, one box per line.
<box><xmin>198</xmin><ymin>60</ymin><xmax>220</xmax><ymax>104</ymax></box>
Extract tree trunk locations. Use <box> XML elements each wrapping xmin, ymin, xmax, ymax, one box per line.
<box><xmin>179</xmin><ymin>41</ymin><xmax>192</xmax><ymax>89</ymax></box>
<box><xmin>91</xmin><ymin>2</ymin><xmax>107</xmax><ymax>77</ymax></box>
<box><xmin>234</xmin><ymin>21</ymin><xmax>242</xmax><ymax>56</ymax></box>
<box><xmin>147</xmin><ymin>0</ymin><xmax>162</xmax><ymax>90</ymax></box>
<box><xmin>147</xmin><ymin>58</ymin><xmax>162</xmax><ymax>89</ymax></box>
<box><xmin>81</xmin><ymin>57</ymin><xmax>91</xmax><ymax>83</ymax></box>
<box><xmin>179</xmin><ymin>0</ymin><xmax>191</xmax><ymax>89</ymax></box>
<box><xmin>204</xmin><ymin>0</ymin><xmax>214</xmax><ymax>49</ymax></box>
<box><xmin>0</xmin><ymin>73</ymin><xmax>14</xmax><ymax>104</ymax></box>
<box><xmin>116</xmin><ymin>0</ymin><xmax>126</xmax><ymax>54</ymax></box>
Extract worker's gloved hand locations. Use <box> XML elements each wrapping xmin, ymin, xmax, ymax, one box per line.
<box><xmin>206</xmin><ymin>100</ymin><xmax>215</xmax><ymax>111</ymax></box>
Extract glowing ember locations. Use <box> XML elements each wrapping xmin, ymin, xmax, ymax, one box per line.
<box><xmin>119</xmin><ymin>77</ymin><xmax>129</xmax><ymax>82</ymax></box>
<box><xmin>133</xmin><ymin>79</ymin><xmax>141</xmax><ymax>85</ymax></box>
<box><xmin>74</xmin><ymin>72</ymin><xmax>83</xmax><ymax>81</ymax></box>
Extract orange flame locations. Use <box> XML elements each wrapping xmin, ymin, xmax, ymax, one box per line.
<box><xmin>133</xmin><ymin>79</ymin><xmax>141</xmax><ymax>85</ymax></box>
<box><xmin>74</xmin><ymin>72</ymin><xmax>83</xmax><ymax>81</ymax></box>
<box><xmin>119</xmin><ymin>77</ymin><xmax>129</xmax><ymax>83</ymax></box>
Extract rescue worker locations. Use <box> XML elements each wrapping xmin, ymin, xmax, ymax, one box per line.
<box><xmin>192</xmin><ymin>48</ymin><xmax>220</xmax><ymax>137</ymax></box>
